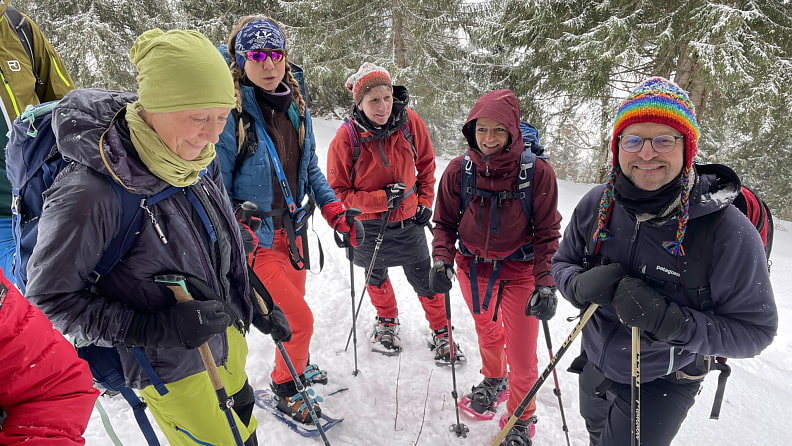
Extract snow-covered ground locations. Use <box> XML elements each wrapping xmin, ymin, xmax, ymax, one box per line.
<box><xmin>83</xmin><ymin>117</ymin><xmax>790</xmax><ymax>445</ymax></box>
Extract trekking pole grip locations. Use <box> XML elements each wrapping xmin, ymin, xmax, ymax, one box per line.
<box><xmin>161</xmin><ymin>280</ymin><xmax>225</xmax><ymax>391</ymax></box>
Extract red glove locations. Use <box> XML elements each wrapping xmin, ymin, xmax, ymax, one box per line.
<box><xmin>322</xmin><ymin>201</ymin><xmax>363</xmax><ymax>247</ymax></box>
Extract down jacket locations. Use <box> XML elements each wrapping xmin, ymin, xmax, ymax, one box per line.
<box><xmin>25</xmin><ymin>89</ymin><xmax>254</xmax><ymax>389</ymax></box>
<box><xmin>552</xmin><ymin>165</ymin><xmax>777</xmax><ymax>384</ymax></box>
<box><xmin>0</xmin><ymin>273</ymin><xmax>97</xmax><ymax>445</ymax></box>
<box><xmin>432</xmin><ymin>89</ymin><xmax>561</xmax><ymax>286</ymax></box>
<box><xmin>215</xmin><ymin>70</ymin><xmax>338</xmax><ymax>249</ymax></box>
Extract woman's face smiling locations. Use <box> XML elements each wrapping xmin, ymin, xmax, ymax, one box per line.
<box><xmin>358</xmin><ymin>85</ymin><xmax>394</xmax><ymax>126</ymax></box>
<box><xmin>146</xmin><ymin>107</ymin><xmax>231</xmax><ymax>160</ymax></box>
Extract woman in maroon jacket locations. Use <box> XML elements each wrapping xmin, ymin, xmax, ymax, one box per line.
<box><xmin>0</xmin><ymin>272</ymin><xmax>97</xmax><ymax>445</ymax></box>
<box><xmin>430</xmin><ymin>89</ymin><xmax>561</xmax><ymax>445</ymax></box>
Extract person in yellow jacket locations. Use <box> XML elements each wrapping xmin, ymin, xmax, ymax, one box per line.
<box><xmin>0</xmin><ymin>0</ymin><xmax>74</xmax><ymax>279</ymax></box>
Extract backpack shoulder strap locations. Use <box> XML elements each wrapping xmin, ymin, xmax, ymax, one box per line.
<box><xmin>342</xmin><ymin>118</ymin><xmax>360</xmax><ymax>164</ymax></box>
<box><xmin>516</xmin><ymin>150</ymin><xmax>537</xmax><ymax>222</ymax></box>
<box><xmin>459</xmin><ymin>150</ymin><xmax>475</xmax><ymax>214</ymax></box>
<box><xmin>3</xmin><ymin>6</ymin><xmax>39</xmax><ymax>84</ymax></box>
<box><xmin>678</xmin><ymin>207</ymin><xmax>728</xmax><ymax>312</ymax></box>
<box><xmin>399</xmin><ymin>120</ymin><xmax>418</xmax><ymax>161</ymax></box>
<box><xmin>231</xmin><ymin>109</ymin><xmax>257</xmax><ymax>178</ymax></box>
<box><xmin>88</xmin><ymin>180</ymin><xmax>183</xmax><ymax>283</ymax></box>
<box><xmin>342</xmin><ymin>118</ymin><xmax>361</xmax><ymax>181</ymax></box>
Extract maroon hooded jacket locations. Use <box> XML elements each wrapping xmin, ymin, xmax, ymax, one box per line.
<box><xmin>432</xmin><ymin>89</ymin><xmax>561</xmax><ymax>286</ymax></box>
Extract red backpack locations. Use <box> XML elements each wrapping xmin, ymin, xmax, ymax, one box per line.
<box><xmin>733</xmin><ymin>186</ymin><xmax>774</xmax><ymax>261</ymax></box>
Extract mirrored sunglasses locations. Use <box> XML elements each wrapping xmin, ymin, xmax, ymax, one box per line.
<box><xmin>244</xmin><ymin>50</ymin><xmax>286</xmax><ymax>64</ymax></box>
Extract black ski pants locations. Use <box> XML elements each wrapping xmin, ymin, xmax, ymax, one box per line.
<box><xmin>579</xmin><ymin>360</ymin><xmax>701</xmax><ymax>446</ymax></box>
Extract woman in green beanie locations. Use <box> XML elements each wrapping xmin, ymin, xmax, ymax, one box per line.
<box><xmin>25</xmin><ymin>29</ymin><xmax>290</xmax><ymax>445</ymax></box>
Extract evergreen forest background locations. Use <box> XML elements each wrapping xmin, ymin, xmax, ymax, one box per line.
<box><xmin>14</xmin><ymin>0</ymin><xmax>792</xmax><ymax>219</ymax></box>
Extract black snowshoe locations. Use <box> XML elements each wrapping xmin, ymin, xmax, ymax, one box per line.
<box><xmin>372</xmin><ymin>317</ymin><xmax>402</xmax><ymax>355</ymax></box>
<box><xmin>500</xmin><ymin>416</ymin><xmax>537</xmax><ymax>446</ymax></box>
<box><xmin>469</xmin><ymin>376</ymin><xmax>508</xmax><ymax>414</ymax></box>
<box><xmin>428</xmin><ymin>327</ymin><xmax>466</xmax><ymax>366</ymax></box>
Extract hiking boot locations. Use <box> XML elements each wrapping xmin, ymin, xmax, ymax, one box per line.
<box><xmin>430</xmin><ymin>327</ymin><xmax>464</xmax><ymax>364</ymax></box>
<box><xmin>274</xmin><ymin>389</ymin><xmax>324</xmax><ymax>424</ymax></box>
<box><xmin>468</xmin><ymin>376</ymin><xmax>508</xmax><ymax>414</ymax></box>
<box><xmin>372</xmin><ymin>317</ymin><xmax>402</xmax><ymax>354</ymax></box>
<box><xmin>499</xmin><ymin>415</ymin><xmax>537</xmax><ymax>446</ymax></box>
<box><xmin>302</xmin><ymin>363</ymin><xmax>328</xmax><ymax>386</ymax></box>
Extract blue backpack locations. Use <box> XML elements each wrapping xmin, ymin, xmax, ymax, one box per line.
<box><xmin>458</xmin><ymin>121</ymin><xmax>548</xmax><ymax>314</ymax></box>
<box><xmin>5</xmin><ymin>99</ymin><xmax>191</xmax><ymax>446</ymax></box>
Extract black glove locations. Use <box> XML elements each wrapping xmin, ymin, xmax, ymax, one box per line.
<box><xmin>414</xmin><ymin>205</ymin><xmax>432</xmax><ymax>225</ymax></box>
<box><xmin>384</xmin><ymin>183</ymin><xmax>407</xmax><ymax>209</ymax></box>
<box><xmin>252</xmin><ymin>302</ymin><xmax>292</xmax><ymax>342</ymax></box>
<box><xmin>567</xmin><ymin>263</ymin><xmax>627</xmax><ymax>308</ymax></box>
<box><xmin>613</xmin><ymin>277</ymin><xmax>688</xmax><ymax>342</ymax></box>
<box><xmin>126</xmin><ymin>300</ymin><xmax>231</xmax><ymax>349</ymax></box>
<box><xmin>429</xmin><ymin>260</ymin><xmax>455</xmax><ymax>293</ymax></box>
<box><xmin>527</xmin><ymin>286</ymin><xmax>558</xmax><ymax>320</ymax></box>
<box><xmin>234</xmin><ymin>201</ymin><xmax>263</xmax><ymax>232</ymax></box>
<box><xmin>238</xmin><ymin>221</ymin><xmax>258</xmax><ymax>255</ymax></box>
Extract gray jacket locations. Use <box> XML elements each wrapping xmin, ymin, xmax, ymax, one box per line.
<box><xmin>25</xmin><ymin>89</ymin><xmax>253</xmax><ymax>389</ymax></box>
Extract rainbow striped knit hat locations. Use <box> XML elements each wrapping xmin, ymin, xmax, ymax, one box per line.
<box><xmin>610</xmin><ymin>77</ymin><xmax>699</xmax><ymax>168</ymax></box>
<box><xmin>595</xmin><ymin>77</ymin><xmax>700</xmax><ymax>256</ymax></box>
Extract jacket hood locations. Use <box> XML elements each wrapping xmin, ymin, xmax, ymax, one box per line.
<box><xmin>52</xmin><ymin>88</ymin><xmax>165</xmax><ymax>194</ymax></box>
<box><xmin>462</xmin><ymin>89</ymin><xmax>523</xmax><ymax>171</ymax></box>
<box><xmin>688</xmin><ymin>162</ymin><xmax>742</xmax><ymax>218</ymax></box>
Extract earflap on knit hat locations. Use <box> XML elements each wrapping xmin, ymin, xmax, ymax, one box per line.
<box><xmin>233</xmin><ymin>19</ymin><xmax>287</xmax><ymax>70</ymax></box>
<box><xmin>610</xmin><ymin>77</ymin><xmax>699</xmax><ymax>168</ymax></box>
<box><xmin>345</xmin><ymin>62</ymin><xmax>392</xmax><ymax>105</ymax></box>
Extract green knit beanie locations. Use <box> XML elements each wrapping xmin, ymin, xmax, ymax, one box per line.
<box><xmin>130</xmin><ymin>29</ymin><xmax>235</xmax><ymax>113</ymax></box>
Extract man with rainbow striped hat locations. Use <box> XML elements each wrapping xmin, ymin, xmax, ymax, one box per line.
<box><xmin>551</xmin><ymin>77</ymin><xmax>777</xmax><ymax>446</ymax></box>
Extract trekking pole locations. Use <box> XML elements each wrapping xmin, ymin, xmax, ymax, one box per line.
<box><xmin>491</xmin><ymin>303</ymin><xmax>598</xmax><ymax>446</ymax></box>
<box><xmin>631</xmin><ymin>327</ymin><xmax>640</xmax><ymax>446</ymax></box>
<box><xmin>343</xmin><ymin>208</ymin><xmax>393</xmax><ymax>352</ymax></box>
<box><xmin>348</xmin><ymin>244</ymin><xmax>359</xmax><ymax>375</ymax></box>
<box><xmin>334</xmin><ymin>209</ymin><xmax>364</xmax><ymax>376</ymax></box>
<box><xmin>247</xmin><ymin>267</ymin><xmax>332</xmax><ymax>446</ymax></box>
<box><xmin>444</xmin><ymin>290</ymin><xmax>469</xmax><ymax>438</ymax></box>
<box><xmin>155</xmin><ymin>275</ymin><xmax>245</xmax><ymax>446</ymax></box>
<box><xmin>542</xmin><ymin>320</ymin><xmax>571</xmax><ymax>446</ymax></box>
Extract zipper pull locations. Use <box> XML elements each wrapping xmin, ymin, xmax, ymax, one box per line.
<box><xmin>140</xmin><ymin>199</ymin><xmax>168</xmax><ymax>244</ymax></box>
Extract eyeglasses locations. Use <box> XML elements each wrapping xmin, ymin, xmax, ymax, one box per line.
<box><xmin>244</xmin><ymin>50</ymin><xmax>286</xmax><ymax>64</ymax></box>
<box><xmin>618</xmin><ymin>135</ymin><xmax>683</xmax><ymax>153</ymax></box>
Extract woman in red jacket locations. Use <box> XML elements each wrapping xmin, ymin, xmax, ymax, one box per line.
<box><xmin>0</xmin><ymin>272</ymin><xmax>98</xmax><ymax>445</ymax></box>
<box><xmin>326</xmin><ymin>62</ymin><xmax>460</xmax><ymax>363</ymax></box>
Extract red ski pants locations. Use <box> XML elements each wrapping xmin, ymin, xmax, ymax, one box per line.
<box><xmin>457</xmin><ymin>271</ymin><xmax>539</xmax><ymax>420</ymax></box>
<box><xmin>367</xmin><ymin>277</ymin><xmax>447</xmax><ymax>331</ymax></box>
<box><xmin>251</xmin><ymin>230</ymin><xmax>312</xmax><ymax>386</ymax></box>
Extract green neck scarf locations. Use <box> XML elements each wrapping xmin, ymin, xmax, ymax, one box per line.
<box><xmin>126</xmin><ymin>101</ymin><xmax>215</xmax><ymax>187</ymax></box>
